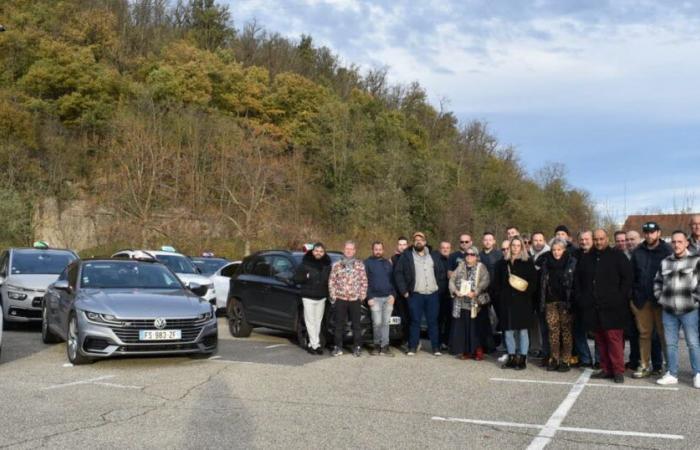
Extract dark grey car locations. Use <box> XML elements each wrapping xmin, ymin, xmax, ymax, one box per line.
<box><xmin>42</xmin><ymin>258</ymin><xmax>217</xmax><ymax>365</ymax></box>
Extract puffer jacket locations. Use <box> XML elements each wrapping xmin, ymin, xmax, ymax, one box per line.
<box><xmin>538</xmin><ymin>252</ymin><xmax>577</xmax><ymax>310</ymax></box>
<box><xmin>293</xmin><ymin>251</ymin><xmax>332</xmax><ymax>300</ymax></box>
<box><xmin>631</xmin><ymin>240</ymin><xmax>672</xmax><ymax>308</ymax></box>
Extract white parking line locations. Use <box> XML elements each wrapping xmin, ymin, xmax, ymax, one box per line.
<box><xmin>43</xmin><ymin>375</ymin><xmax>143</xmax><ymax>391</ymax></box>
<box><xmin>43</xmin><ymin>375</ymin><xmax>115</xmax><ymax>390</ymax></box>
<box><xmin>527</xmin><ymin>369</ymin><xmax>592</xmax><ymax>449</ymax></box>
<box><xmin>265</xmin><ymin>344</ymin><xmax>288</xmax><ymax>349</ymax></box>
<box><xmin>432</xmin><ymin>417</ymin><xmax>683</xmax><ymax>441</ymax></box>
<box><xmin>490</xmin><ymin>377</ymin><xmax>679</xmax><ymax>391</ymax></box>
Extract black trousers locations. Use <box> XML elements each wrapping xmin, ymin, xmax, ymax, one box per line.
<box><xmin>334</xmin><ymin>300</ymin><xmax>362</xmax><ymax>347</ymax></box>
<box><xmin>438</xmin><ymin>292</ymin><xmax>452</xmax><ymax>347</ymax></box>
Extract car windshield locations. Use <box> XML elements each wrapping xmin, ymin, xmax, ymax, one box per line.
<box><xmin>80</xmin><ymin>262</ymin><xmax>182</xmax><ymax>289</ymax></box>
<box><xmin>191</xmin><ymin>258</ymin><xmax>228</xmax><ymax>275</ymax></box>
<box><xmin>154</xmin><ymin>254</ymin><xmax>197</xmax><ymax>274</ymax></box>
<box><xmin>11</xmin><ymin>250</ymin><xmax>77</xmax><ymax>275</ymax></box>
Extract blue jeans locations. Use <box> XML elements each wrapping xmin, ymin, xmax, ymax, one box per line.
<box><xmin>505</xmin><ymin>329</ymin><xmax>529</xmax><ymax>356</ymax></box>
<box><xmin>662</xmin><ymin>309</ymin><xmax>700</xmax><ymax>377</ymax></box>
<box><xmin>573</xmin><ymin>316</ymin><xmax>594</xmax><ymax>364</ymax></box>
<box><xmin>408</xmin><ymin>291</ymin><xmax>440</xmax><ymax>350</ymax></box>
<box><xmin>369</xmin><ymin>296</ymin><xmax>394</xmax><ymax>347</ymax></box>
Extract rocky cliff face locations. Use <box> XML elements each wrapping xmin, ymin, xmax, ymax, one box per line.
<box><xmin>32</xmin><ymin>198</ymin><xmax>110</xmax><ymax>251</ymax></box>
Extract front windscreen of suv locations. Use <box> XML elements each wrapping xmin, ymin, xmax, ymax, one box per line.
<box><xmin>11</xmin><ymin>250</ymin><xmax>76</xmax><ymax>275</ymax></box>
<box><xmin>154</xmin><ymin>254</ymin><xmax>198</xmax><ymax>274</ymax></box>
<box><xmin>191</xmin><ymin>258</ymin><xmax>228</xmax><ymax>276</ymax></box>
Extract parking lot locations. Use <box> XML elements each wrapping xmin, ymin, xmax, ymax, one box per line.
<box><xmin>1</xmin><ymin>319</ymin><xmax>699</xmax><ymax>449</ymax></box>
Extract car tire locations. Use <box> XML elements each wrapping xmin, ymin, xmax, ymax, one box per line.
<box><xmin>66</xmin><ymin>312</ymin><xmax>93</xmax><ymax>365</ymax></box>
<box><xmin>227</xmin><ymin>298</ymin><xmax>252</xmax><ymax>338</ymax></box>
<box><xmin>41</xmin><ymin>304</ymin><xmax>61</xmax><ymax>344</ymax></box>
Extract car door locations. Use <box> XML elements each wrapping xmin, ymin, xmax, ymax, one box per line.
<box><xmin>46</xmin><ymin>267</ymin><xmax>68</xmax><ymax>328</ymax></box>
<box><xmin>56</xmin><ymin>262</ymin><xmax>79</xmax><ymax>335</ymax></box>
<box><xmin>235</xmin><ymin>256</ymin><xmax>273</xmax><ymax>325</ymax></box>
<box><xmin>213</xmin><ymin>262</ymin><xmax>239</xmax><ymax>309</ymax></box>
<box><xmin>264</xmin><ymin>255</ymin><xmax>299</xmax><ymax>331</ymax></box>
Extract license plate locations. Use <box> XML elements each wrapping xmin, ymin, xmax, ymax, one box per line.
<box><xmin>389</xmin><ymin>316</ymin><xmax>401</xmax><ymax>325</ymax></box>
<box><xmin>139</xmin><ymin>330</ymin><xmax>181</xmax><ymax>341</ymax></box>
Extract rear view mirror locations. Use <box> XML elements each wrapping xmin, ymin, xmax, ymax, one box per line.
<box><xmin>188</xmin><ymin>282</ymin><xmax>208</xmax><ymax>298</ymax></box>
<box><xmin>53</xmin><ymin>280</ymin><xmax>71</xmax><ymax>293</ymax></box>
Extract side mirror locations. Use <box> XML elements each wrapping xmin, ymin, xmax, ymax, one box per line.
<box><xmin>53</xmin><ymin>280</ymin><xmax>71</xmax><ymax>293</ymax></box>
<box><xmin>188</xmin><ymin>282</ymin><xmax>208</xmax><ymax>298</ymax></box>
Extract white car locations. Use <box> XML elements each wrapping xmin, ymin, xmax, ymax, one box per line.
<box><xmin>0</xmin><ymin>247</ymin><xmax>78</xmax><ymax>324</ymax></box>
<box><xmin>112</xmin><ymin>249</ymin><xmax>216</xmax><ymax>305</ymax></box>
<box><xmin>210</xmin><ymin>261</ymin><xmax>241</xmax><ymax>311</ymax></box>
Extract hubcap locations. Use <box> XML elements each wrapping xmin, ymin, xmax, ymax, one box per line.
<box><xmin>67</xmin><ymin>318</ymin><xmax>78</xmax><ymax>359</ymax></box>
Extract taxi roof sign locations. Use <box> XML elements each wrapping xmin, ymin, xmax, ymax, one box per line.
<box><xmin>33</xmin><ymin>240</ymin><xmax>49</xmax><ymax>249</ymax></box>
<box><xmin>160</xmin><ymin>245</ymin><xmax>177</xmax><ymax>252</ymax></box>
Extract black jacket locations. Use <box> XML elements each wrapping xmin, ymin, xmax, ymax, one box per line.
<box><xmin>538</xmin><ymin>252</ymin><xmax>577</xmax><ymax>311</ymax></box>
<box><xmin>631</xmin><ymin>240</ymin><xmax>673</xmax><ymax>308</ymax></box>
<box><xmin>574</xmin><ymin>247</ymin><xmax>632</xmax><ymax>331</ymax></box>
<box><xmin>293</xmin><ymin>251</ymin><xmax>332</xmax><ymax>300</ymax></box>
<box><xmin>493</xmin><ymin>258</ymin><xmax>537</xmax><ymax>330</ymax></box>
<box><xmin>394</xmin><ymin>247</ymin><xmax>447</xmax><ymax>297</ymax></box>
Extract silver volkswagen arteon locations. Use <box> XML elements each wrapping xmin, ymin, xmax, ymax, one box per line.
<box><xmin>42</xmin><ymin>257</ymin><xmax>217</xmax><ymax>364</ymax></box>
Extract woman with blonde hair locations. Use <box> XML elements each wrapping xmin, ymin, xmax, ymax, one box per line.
<box><xmin>494</xmin><ymin>236</ymin><xmax>537</xmax><ymax>370</ymax></box>
<box><xmin>448</xmin><ymin>247</ymin><xmax>491</xmax><ymax>360</ymax></box>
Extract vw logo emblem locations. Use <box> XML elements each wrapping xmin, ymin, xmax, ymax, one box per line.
<box><xmin>154</xmin><ymin>318</ymin><xmax>167</xmax><ymax>329</ymax></box>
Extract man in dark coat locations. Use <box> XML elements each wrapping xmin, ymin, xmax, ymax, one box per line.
<box><xmin>394</xmin><ymin>231</ymin><xmax>448</xmax><ymax>356</ymax></box>
<box><xmin>574</xmin><ymin>229</ymin><xmax>633</xmax><ymax>383</ymax></box>
<box><xmin>630</xmin><ymin>221</ymin><xmax>672</xmax><ymax>378</ymax></box>
<box><xmin>391</xmin><ymin>236</ymin><xmax>410</xmax><ymax>345</ymax></box>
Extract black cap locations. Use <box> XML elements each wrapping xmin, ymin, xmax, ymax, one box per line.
<box><xmin>642</xmin><ymin>222</ymin><xmax>660</xmax><ymax>233</ymax></box>
<box><xmin>554</xmin><ymin>225</ymin><xmax>570</xmax><ymax>235</ymax></box>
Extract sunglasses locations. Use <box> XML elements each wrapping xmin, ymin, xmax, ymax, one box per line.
<box><xmin>501</xmin><ymin>247</ymin><xmax>509</xmax><ymax>251</ymax></box>
<box><xmin>466</xmin><ymin>253</ymin><xmax>477</xmax><ymax>257</ymax></box>
<box><xmin>460</xmin><ymin>240</ymin><xmax>472</xmax><ymax>244</ymax></box>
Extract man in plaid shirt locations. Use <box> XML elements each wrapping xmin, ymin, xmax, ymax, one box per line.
<box><xmin>653</xmin><ymin>230</ymin><xmax>700</xmax><ymax>387</ymax></box>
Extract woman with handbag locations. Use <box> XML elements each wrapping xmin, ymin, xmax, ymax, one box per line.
<box><xmin>495</xmin><ymin>236</ymin><xmax>537</xmax><ymax>370</ymax></box>
<box><xmin>448</xmin><ymin>247</ymin><xmax>491</xmax><ymax>360</ymax></box>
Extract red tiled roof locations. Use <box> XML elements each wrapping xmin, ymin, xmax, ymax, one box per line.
<box><xmin>622</xmin><ymin>213</ymin><xmax>698</xmax><ymax>234</ymax></box>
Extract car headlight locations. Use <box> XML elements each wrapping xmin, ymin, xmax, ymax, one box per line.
<box><xmin>6</xmin><ymin>284</ymin><xmax>35</xmax><ymax>293</ymax></box>
<box><xmin>197</xmin><ymin>311</ymin><xmax>213</xmax><ymax>321</ymax></box>
<box><xmin>7</xmin><ymin>291</ymin><xmax>28</xmax><ymax>300</ymax></box>
<box><xmin>84</xmin><ymin>311</ymin><xmax>123</xmax><ymax>325</ymax></box>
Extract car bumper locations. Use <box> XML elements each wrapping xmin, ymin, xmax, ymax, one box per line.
<box><xmin>3</xmin><ymin>294</ymin><xmax>44</xmax><ymax>322</ymax></box>
<box><xmin>76</xmin><ymin>315</ymin><xmax>218</xmax><ymax>358</ymax></box>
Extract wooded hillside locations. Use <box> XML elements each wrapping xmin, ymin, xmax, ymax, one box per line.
<box><xmin>0</xmin><ymin>0</ymin><xmax>595</xmax><ymax>256</ymax></box>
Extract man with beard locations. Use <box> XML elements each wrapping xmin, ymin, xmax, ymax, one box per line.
<box><xmin>394</xmin><ymin>232</ymin><xmax>447</xmax><ymax>356</ymax></box>
<box><xmin>614</xmin><ymin>231</ymin><xmax>628</xmax><ymax>252</ymax></box>
<box><xmin>480</xmin><ymin>232</ymin><xmax>503</xmax><ymax>351</ymax></box>
<box><xmin>630</xmin><ymin>222</ymin><xmax>672</xmax><ymax>379</ymax></box>
<box><xmin>575</xmin><ymin>229</ymin><xmax>633</xmax><ymax>383</ymax></box>
<box><xmin>530</xmin><ymin>231</ymin><xmax>551</xmax><ymax>363</ymax></box>
<box><xmin>365</xmin><ymin>241</ymin><xmax>396</xmax><ymax>356</ymax></box>
<box><xmin>571</xmin><ymin>229</ymin><xmax>596</xmax><ymax>368</ymax></box>
<box><xmin>391</xmin><ymin>236</ymin><xmax>410</xmax><ymax>346</ymax></box>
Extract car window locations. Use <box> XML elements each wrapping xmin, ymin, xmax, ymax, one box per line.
<box><xmin>252</xmin><ymin>258</ymin><xmax>271</xmax><ymax>277</ymax></box>
<box><xmin>154</xmin><ymin>254</ymin><xmax>197</xmax><ymax>274</ymax></box>
<box><xmin>80</xmin><ymin>262</ymin><xmax>182</xmax><ymax>289</ymax></box>
<box><xmin>191</xmin><ymin>258</ymin><xmax>228</xmax><ymax>276</ymax></box>
<box><xmin>266</xmin><ymin>255</ymin><xmax>294</xmax><ymax>276</ymax></box>
<box><xmin>56</xmin><ymin>267</ymin><xmax>68</xmax><ymax>282</ymax></box>
<box><xmin>11</xmin><ymin>250</ymin><xmax>77</xmax><ymax>275</ymax></box>
<box><xmin>241</xmin><ymin>258</ymin><xmax>255</xmax><ymax>274</ymax></box>
<box><xmin>221</xmin><ymin>263</ymin><xmax>239</xmax><ymax>278</ymax></box>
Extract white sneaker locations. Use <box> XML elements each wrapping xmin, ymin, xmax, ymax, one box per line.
<box><xmin>694</xmin><ymin>374</ymin><xmax>700</xmax><ymax>389</ymax></box>
<box><xmin>498</xmin><ymin>354</ymin><xmax>509</xmax><ymax>363</ymax></box>
<box><xmin>656</xmin><ymin>372</ymin><xmax>678</xmax><ymax>385</ymax></box>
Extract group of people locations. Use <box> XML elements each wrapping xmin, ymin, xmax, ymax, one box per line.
<box><xmin>292</xmin><ymin>215</ymin><xmax>700</xmax><ymax>387</ymax></box>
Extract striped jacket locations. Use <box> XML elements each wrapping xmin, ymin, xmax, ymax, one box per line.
<box><xmin>653</xmin><ymin>252</ymin><xmax>700</xmax><ymax>314</ymax></box>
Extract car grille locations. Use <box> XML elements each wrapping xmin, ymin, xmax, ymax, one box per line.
<box><xmin>109</xmin><ymin>318</ymin><xmax>205</xmax><ymax>344</ymax></box>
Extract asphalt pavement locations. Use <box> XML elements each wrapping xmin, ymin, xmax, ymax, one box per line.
<box><xmin>0</xmin><ymin>319</ymin><xmax>698</xmax><ymax>449</ymax></box>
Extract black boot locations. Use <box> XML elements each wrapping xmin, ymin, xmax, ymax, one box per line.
<box><xmin>501</xmin><ymin>354</ymin><xmax>516</xmax><ymax>369</ymax></box>
<box><xmin>514</xmin><ymin>354</ymin><xmax>527</xmax><ymax>370</ymax></box>
<box><xmin>546</xmin><ymin>359</ymin><xmax>559</xmax><ymax>372</ymax></box>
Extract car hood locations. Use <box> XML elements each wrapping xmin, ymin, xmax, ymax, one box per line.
<box><xmin>76</xmin><ymin>289</ymin><xmax>210</xmax><ymax>319</ymax></box>
<box><xmin>5</xmin><ymin>274</ymin><xmax>60</xmax><ymax>292</ymax></box>
<box><xmin>175</xmin><ymin>273</ymin><xmax>213</xmax><ymax>286</ymax></box>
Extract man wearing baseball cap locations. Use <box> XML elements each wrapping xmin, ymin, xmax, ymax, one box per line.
<box><xmin>394</xmin><ymin>231</ymin><xmax>447</xmax><ymax>356</ymax></box>
<box><xmin>630</xmin><ymin>221</ymin><xmax>672</xmax><ymax>378</ymax></box>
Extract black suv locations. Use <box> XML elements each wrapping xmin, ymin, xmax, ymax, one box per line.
<box><xmin>227</xmin><ymin>250</ymin><xmax>403</xmax><ymax>348</ymax></box>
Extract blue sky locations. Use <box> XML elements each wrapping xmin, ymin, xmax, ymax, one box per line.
<box><xmin>225</xmin><ymin>0</ymin><xmax>700</xmax><ymax>222</ymax></box>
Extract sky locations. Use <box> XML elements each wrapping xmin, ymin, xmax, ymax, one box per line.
<box><xmin>224</xmin><ymin>0</ymin><xmax>700</xmax><ymax>222</ymax></box>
